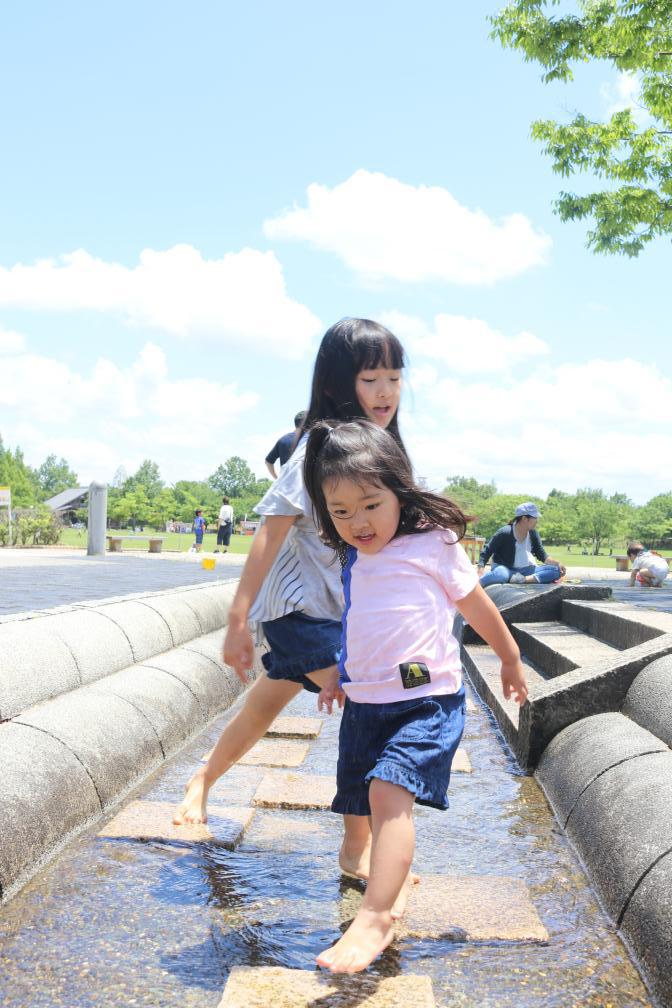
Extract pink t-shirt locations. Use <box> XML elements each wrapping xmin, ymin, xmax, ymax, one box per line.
<box><xmin>340</xmin><ymin>529</ymin><xmax>478</xmax><ymax>704</ymax></box>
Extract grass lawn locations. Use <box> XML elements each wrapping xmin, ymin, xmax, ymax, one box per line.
<box><xmin>539</xmin><ymin>546</ymin><xmax>672</xmax><ymax>569</ymax></box>
<box><xmin>58</xmin><ymin>527</ymin><xmax>255</xmax><ymax>555</ymax></box>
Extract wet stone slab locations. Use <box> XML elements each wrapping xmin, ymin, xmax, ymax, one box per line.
<box><xmin>201</xmin><ymin>739</ymin><xmax>311</xmax><ymax>767</ymax></box>
<box><xmin>247</xmin><ymin>815</ymin><xmax>326</xmax><ymax>849</ymax></box>
<box><xmin>98</xmin><ymin>800</ymin><xmax>254</xmax><ymax>848</ymax></box>
<box><xmin>267</xmin><ymin>715</ymin><xmax>323</xmax><ymax>738</ymax></box>
<box><xmin>453</xmin><ymin>747</ymin><xmax>472</xmax><ymax>773</ymax></box>
<box><xmin>253</xmin><ymin>771</ymin><xmax>336</xmax><ymax>809</ymax></box>
<box><xmin>399</xmin><ymin>874</ymin><xmax>549</xmax><ymax>943</ymax></box>
<box><xmin>218</xmin><ymin>966</ymin><xmax>435</xmax><ymax>1008</ymax></box>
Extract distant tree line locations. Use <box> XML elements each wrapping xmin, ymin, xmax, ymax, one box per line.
<box><xmin>0</xmin><ymin>433</ymin><xmax>272</xmax><ymax>535</ymax></box>
<box><xmin>444</xmin><ymin>477</ymin><xmax>672</xmax><ymax>555</ymax></box>
<box><xmin>3</xmin><ymin>432</ymin><xmax>671</xmax><ymax>548</ymax></box>
<box><xmin>105</xmin><ymin>457</ymin><xmax>272</xmax><ymax>530</ymax></box>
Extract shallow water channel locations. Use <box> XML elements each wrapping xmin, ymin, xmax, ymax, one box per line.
<box><xmin>0</xmin><ymin>682</ymin><xmax>652</xmax><ymax>1008</ymax></box>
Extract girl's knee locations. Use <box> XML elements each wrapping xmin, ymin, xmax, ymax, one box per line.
<box><xmin>369</xmin><ymin>777</ymin><xmax>414</xmax><ymax>813</ymax></box>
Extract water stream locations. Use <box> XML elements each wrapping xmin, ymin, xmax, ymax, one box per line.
<box><xmin>0</xmin><ymin>683</ymin><xmax>651</xmax><ymax>1007</ymax></box>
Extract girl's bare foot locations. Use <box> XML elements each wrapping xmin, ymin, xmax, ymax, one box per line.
<box><xmin>317</xmin><ymin>909</ymin><xmax>394</xmax><ymax>973</ymax></box>
<box><xmin>173</xmin><ymin>768</ymin><xmax>210</xmax><ymax>825</ymax></box>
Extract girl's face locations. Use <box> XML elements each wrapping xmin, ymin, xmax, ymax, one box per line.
<box><xmin>323</xmin><ymin>478</ymin><xmax>401</xmax><ymax>554</ymax></box>
<box><xmin>355</xmin><ymin>367</ymin><xmax>401</xmax><ymax>428</ymax></box>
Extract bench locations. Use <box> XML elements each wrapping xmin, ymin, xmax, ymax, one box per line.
<box><xmin>614</xmin><ymin>555</ymin><xmax>629</xmax><ymax>572</ymax></box>
<box><xmin>107</xmin><ymin>535</ymin><xmax>165</xmax><ymax>554</ymax></box>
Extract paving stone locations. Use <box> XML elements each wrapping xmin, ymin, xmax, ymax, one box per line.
<box><xmin>253</xmin><ymin>772</ymin><xmax>336</xmax><ymax>809</ymax></box>
<box><xmin>466</xmin><ymin>697</ymin><xmax>476</xmax><ymax>714</ymax></box>
<box><xmin>248</xmin><ymin>816</ymin><xmax>325</xmax><ymax>849</ymax></box>
<box><xmin>240</xmin><ymin>739</ymin><xmax>310</xmax><ymax>767</ymax></box>
<box><xmin>398</xmin><ymin>874</ymin><xmax>548</xmax><ymax>943</ymax></box>
<box><xmin>218</xmin><ymin>966</ymin><xmax>435</xmax><ymax>1008</ymax></box>
<box><xmin>202</xmin><ymin>739</ymin><xmax>310</xmax><ymax>767</ymax></box>
<box><xmin>98</xmin><ymin>800</ymin><xmax>254</xmax><ymax>848</ymax></box>
<box><xmin>452</xmin><ymin>747</ymin><xmax>472</xmax><ymax>773</ymax></box>
<box><xmin>266</xmin><ymin>715</ymin><xmax>323</xmax><ymax>738</ymax></box>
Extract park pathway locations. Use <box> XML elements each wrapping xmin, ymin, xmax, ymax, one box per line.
<box><xmin>0</xmin><ymin>668</ymin><xmax>652</xmax><ymax>1007</ymax></box>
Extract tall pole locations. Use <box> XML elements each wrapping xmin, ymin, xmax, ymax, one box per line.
<box><xmin>87</xmin><ymin>482</ymin><xmax>108</xmax><ymax>556</ymax></box>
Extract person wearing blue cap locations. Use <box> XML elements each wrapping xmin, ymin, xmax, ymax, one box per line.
<box><xmin>477</xmin><ymin>502</ymin><xmax>565</xmax><ymax>587</ymax></box>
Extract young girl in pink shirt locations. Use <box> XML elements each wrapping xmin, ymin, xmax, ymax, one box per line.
<box><xmin>304</xmin><ymin>419</ymin><xmax>528</xmax><ymax>975</ymax></box>
<box><xmin>174</xmin><ymin>319</ymin><xmax>410</xmax><ymax>885</ymax></box>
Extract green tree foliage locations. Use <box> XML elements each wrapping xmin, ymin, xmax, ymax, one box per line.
<box><xmin>491</xmin><ymin>1</ymin><xmax>672</xmax><ymax>255</ymax></box>
<box><xmin>35</xmin><ymin>454</ymin><xmax>79</xmax><ymax>500</ymax></box>
<box><xmin>0</xmin><ymin>435</ymin><xmax>39</xmax><ymax>506</ymax></box>
<box><xmin>444</xmin><ymin>475</ymin><xmax>497</xmax><ymax>516</ymax></box>
<box><xmin>630</xmin><ymin>491</ymin><xmax>672</xmax><ymax>543</ymax></box>
<box><xmin>124</xmin><ymin>459</ymin><xmax>164</xmax><ymax>500</ymax></box>
<box><xmin>574</xmin><ymin>488</ymin><xmax>624</xmax><ymax>554</ymax></box>
<box><xmin>209</xmin><ymin>457</ymin><xmax>258</xmax><ymax>498</ymax></box>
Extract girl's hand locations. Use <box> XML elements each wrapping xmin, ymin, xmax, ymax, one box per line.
<box><xmin>501</xmin><ymin>659</ymin><xmax>528</xmax><ymax>706</ymax></box>
<box><xmin>317</xmin><ymin>676</ymin><xmax>345</xmax><ymax>715</ymax></box>
<box><xmin>223</xmin><ymin>621</ymin><xmax>255</xmax><ymax>684</ymax></box>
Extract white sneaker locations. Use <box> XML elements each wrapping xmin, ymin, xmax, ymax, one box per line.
<box><xmin>509</xmin><ymin>573</ymin><xmax>525</xmax><ymax>584</ymax></box>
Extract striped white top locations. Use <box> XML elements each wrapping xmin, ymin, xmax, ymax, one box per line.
<box><xmin>249</xmin><ymin>436</ymin><xmax>343</xmax><ymax>626</ymax></box>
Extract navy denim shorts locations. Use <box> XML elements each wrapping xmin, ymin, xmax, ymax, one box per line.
<box><xmin>333</xmin><ymin>688</ymin><xmax>466</xmax><ymax>814</ymax></box>
<box><xmin>261</xmin><ymin>611</ymin><xmax>342</xmax><ymax>695</ymax></box>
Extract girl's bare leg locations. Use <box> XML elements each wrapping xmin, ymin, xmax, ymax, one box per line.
<box><xmin>339</xmin><ymin>814</ymin><xmax>372</xmax><ymax>879</ymax></box>
<box><xmin>317</xmin><ymin>779</ymin><xmax>415</xmax><ymax>973</ymax></box>
<box><xmin>173</xmin><ymin>674</ymin><xmax>301</xmax><ymax>824</ymax></box>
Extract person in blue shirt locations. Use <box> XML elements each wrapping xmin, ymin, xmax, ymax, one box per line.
<box><xmin>192</xmin><ymin>509</ymin><xmax>206</xmax><ymax>553</ymax></box>
<box><xmin>265</xmin><ymin>411</ymin><xmax>306</xmax><ymax>479</ymax></box>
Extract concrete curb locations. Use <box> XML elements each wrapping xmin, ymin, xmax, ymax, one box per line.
<box><xmin>536</xmin><ymin>661</ymin><xmax>672</xmax><ymax>1008</ymax></box>
<box><xmin>0</xmin><ymin>581</ymin><xmax>262</xmax><ymax>903</ymax></box>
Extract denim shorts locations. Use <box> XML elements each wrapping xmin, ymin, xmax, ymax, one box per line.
<box><xmin>261</xmin><ymin>611</ymin><xmax>342</xmax><ymax>695</ymax></box>
<box><xmin>332</xmin><ymin>688</ymin><xmax>466</xmax><ymax>815</ymax></box>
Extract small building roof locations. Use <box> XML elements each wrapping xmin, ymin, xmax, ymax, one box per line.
<box><xmin>44</xmin><ymin>487</ymin><xmax>89</xmax><ymax>512</ymax></box>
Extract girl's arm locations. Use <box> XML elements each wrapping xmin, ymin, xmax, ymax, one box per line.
<box><xmin>224</xmin><ymin>514</ymin><xmax>296</xmax><ymax>682</ymax></box>
<box><xmin>455</xmin><ymin>584</ymin><xmax>528</xmax><ymax>705</ymax></box>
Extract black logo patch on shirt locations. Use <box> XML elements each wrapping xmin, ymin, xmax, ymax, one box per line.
<box><xmin>399</xmin><ymin>661</ymin><xmax>431</xmax><ymax>689</ymax></box>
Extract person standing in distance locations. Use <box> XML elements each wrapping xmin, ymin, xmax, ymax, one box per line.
<box><xmin>215</xmin><ymin>496</ymin><xmax>234</xmax><ymax>553</ymax></box>
<box><xmin>265</xmin><ymin>411</ymin><xmax>306</xmax><ymax>479</ymax></box>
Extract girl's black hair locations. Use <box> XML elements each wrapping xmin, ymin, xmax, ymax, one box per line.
<box><xmin>300</xmin><ymin>318</ymin><xmax>407</xmax><ymax>451</ymax></box>
<box><xmin>304</xmin><ymin>420</ymin><xmax>472</xmax><ymax>552</ymax></box>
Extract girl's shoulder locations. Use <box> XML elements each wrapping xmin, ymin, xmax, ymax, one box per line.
<box><xmin>389</xmin><ymin>527</ymin><xmax>460</xmax><ymax>556</ymax></box>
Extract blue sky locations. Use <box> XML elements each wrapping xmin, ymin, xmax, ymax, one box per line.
<box><xmin>0</xmin><ymin>1</ymin><xmax>669</xmax><ymax>502</ymax></box>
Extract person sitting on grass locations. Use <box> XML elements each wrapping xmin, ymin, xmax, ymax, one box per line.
<box><xmin>478</xmin><ymin>502</ymin><xmax>566</xmax><ymax>587</ymax></box>
<box><xmin>627</xmin><ymin>542</ymin><xmax>669</xmax><ymax>588</ymax></box>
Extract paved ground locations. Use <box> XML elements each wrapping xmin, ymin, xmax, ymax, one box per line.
<box><xmin>0</xmin><ymin>548</ymin><xmax>245</xmax><ymax>616</ymax></box>
<box><xmin>1</xmin><ymin>548</ymin><xmax>670</xmax><ymax>618</ymax></box>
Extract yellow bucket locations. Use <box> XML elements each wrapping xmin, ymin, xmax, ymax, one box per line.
<box><xmin>201</xmin><ymin>557</ymin><xmax>216</xmax><ymax>571</ymax></box>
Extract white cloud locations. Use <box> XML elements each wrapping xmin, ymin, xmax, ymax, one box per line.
<box><xmin>0</xmin><ymin>341</ymin><xmax>259</xmax><ymax>482</ymax></box>
<box><xmin>401</xmin><ymin>354</ymin><xmax>672</xmax><ymax>502</ymax></box>
<box><xmin>0</xmin><ymin>245</ymin><xmax>321</xmax><ymax>358</ymax></box>
<box><xmin>264</xmin><ymin>170</ymin><xmax>551</xmax><ymax>285</ymax></box>
<box><xmin>384</xmin><ymin>311</ymin><xmax>549</xmax><ymax>374</ymax></box>
<box><xmin>600</xmin><ymin>71</ymin><xmax>650</xmax><ymax>126</ymax></box>
<box><xmin>0</xmin><ymin>327</ymin><xmax>26</xmax><ymax>354</ymax></box>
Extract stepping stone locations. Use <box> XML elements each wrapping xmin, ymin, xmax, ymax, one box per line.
<box><xmin>201</xmin><ymin>739</ymin><xmax>310</xmax><ymax>768</ymax></box>
<box><xmin>250</xmin><ymin>816</ymin><xmax>325</xmax><ymax>850</ymax></box>
<box><xmin>466</xmin><ymin>697</ymin><xmax>477</xmax><ymax>713</ymax></box>
<box><xmin>98</xmin><ymin>800</ymin><xmax>254</xmax><ymax>848</ymax></box>
<box><xmin>399</xmin><ymin>874</ymin><xmax>548</xmax><ymax>943</ymax></box>
<box><xmin>253</xmin><ymin>772</ymin><xmax>336</xmax><ymax>810</ymax></box>
<box><xmin>453</xmin><ymin>746</ymin><xmax>472</xmax><ymax>773</ymax></box>
<box><xmin>266</xmin><ymin>715</ymin><xmax>323</xmax><ymax>738</ymax></box>
<box><xmin>239</xmin><ymin>739</ymin><xmax>310</xmax><ymax>767</ymax></box>
<box><xmin>218</xmin><ymin>966</ymin><xmax>435</xmax><ymax>1007</ymax></box>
